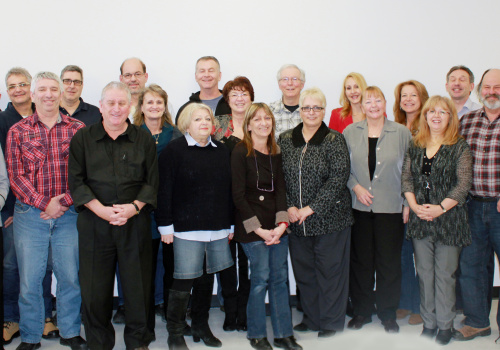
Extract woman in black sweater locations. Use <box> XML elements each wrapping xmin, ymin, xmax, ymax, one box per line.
<box><xmin>156</xmin><ymin>103</ymin><xmax>234</xmax><ymax>350</ymax></box>
<box><xmin>232</xmin><ymin>103</ymin><xmax>302</xmax><ymax>350</ymax></box>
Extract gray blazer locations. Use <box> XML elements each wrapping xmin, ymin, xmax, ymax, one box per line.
<box><xmin>343</xmin><ymin>119</ymin><xmax>411</xmax><ymax>213</ymax></box>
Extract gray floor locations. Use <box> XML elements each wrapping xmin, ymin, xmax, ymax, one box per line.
<box><xmin>6</xmin><ymin>301</ymin><xmax>500</xmax><ymax>350</ymax></box>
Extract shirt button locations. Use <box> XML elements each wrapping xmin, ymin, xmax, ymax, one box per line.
<box><xmin>377</xmin><ymin>162</ymin><xmax>381</xmax><ymax>165</ymax></box>
<box><xmin>259</xmin><ymin>195</ymin><xmax>264</xmax><ymax>201</ymax></box>
<box><xmin>374</xmin><ymin>175</ymin><xmax>378</xmax><ymax>178</ymax></box>
<box><xmin>369</xmin><ymin>187</ymin><xmax>372</xmax><ymax>190</ymax></box>
<box><xmin>377</xmin><ymin>148</ymin><xmax>381</xmax><ymax>151</ymax></box>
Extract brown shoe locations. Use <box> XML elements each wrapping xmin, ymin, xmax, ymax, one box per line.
<box><xmin>3</xmin><ymin>322</ymin><xmax>20</xmax><ymax>344</ymax></box>
<box><xmin>396</xmin><ymin>309</ymin><xmax>411</xmax><ymax>320</ymax></box>
<box><xmin>452</xmin><ymin>325</ymin><xmax>491</xmax><ymax>341</ymax></box>
<box><xmin>408</xmin><ymin>313</ymin><xmax>423</xmax><ymax>325</ymax></box>
<box><xmin>42</xmin><ymin>318</ymin><xmax>60</xmax><ymax>339</ymax></box>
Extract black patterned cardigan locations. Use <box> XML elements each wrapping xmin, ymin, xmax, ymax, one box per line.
<box><xmin>278</xmin><ymin>122</ymin><xmax>353</xmax><ymax>237</ymax></box>
<box><xmin>401</xmin><ymin>137</ymin><xmax>472</xmax><ymax>247</ymax></box>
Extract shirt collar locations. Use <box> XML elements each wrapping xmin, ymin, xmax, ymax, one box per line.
<box><xmin>92</xmin><ymin>119</ymin><xmax>136</xmax><ymax>142</ymax></box>
<box><xmin>185</xmin><ymin>132</ymin><xmax>217</xmax><ymax>147</ymax></box>
<box><xmin>29</xmin><ymin>111</ymin><xmax>68</xmax><ymax>127</ymax></box>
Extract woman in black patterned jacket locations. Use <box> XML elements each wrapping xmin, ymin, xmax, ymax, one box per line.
<box><xmin>278</xmin><ymin>87</ymin><xmax>353</xmax><ymax>338</ymax></box>
<box><xmin>402</xmin><ymin>95</ymin><xmax>472</xmax><ymax>345</ymax></box>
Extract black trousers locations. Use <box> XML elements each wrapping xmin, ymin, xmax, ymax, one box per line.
<box><xmin>350</xmin><ymin>210</ymin><xmax>404</xmax><ymax>321</ymax></box>
<box><xmin>289</xmin><ymin>227</ymin><xmax>351</xmax><ymax>331</ymax></box>
<box><xmin>78</xmin><ymin>210</ymin><xmax>153</xmax><ymax>350</ymax></box>
<box><xmin>218</xmin><ymin>240</ymin><xmax>250</xmax><ymax>324</ymax></box>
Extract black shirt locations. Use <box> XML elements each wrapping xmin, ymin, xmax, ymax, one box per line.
<box><xmin>60</xmin><ymin>98</ymin><xmax>102</xmax><ymax>126</ymax></box>
<box><xmin>68</xmin><ymin>121</ymin><xmax>159</xmax><ymax>212</ymax></box>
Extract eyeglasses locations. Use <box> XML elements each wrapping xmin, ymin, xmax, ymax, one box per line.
<box><xmin>279</xmin><ymin>77</ymin><xmax>302</xmax><ymax>84</ymax></box>
<box><xmin>229</xmin><ymin>92</ymin><xmax>250</xmax><ymax>99</ymax></box>
<box><xmin>7</xmin><ymin>83</ymin><xmax>30</xmax><ymax>91</ymax></box>
<box><xmin>121</xmin><ymin>72</ymin><xmax>145</xmax><ymax>80</ymax></box>
<box><xmin>300</xmin><ymin>106</ymin><xmax>324</xmax><ymax>113</ymax></box>
<box><xmin>254</xmin><ymin>153</ymin><xmax>274</xmax><ymax>192</ymax></box>
<box><xmin>62</xmin><ymin>79</ymin><xmax>83</xmax><ymax>86</ymax></box>
<box><xmin>427</xmin><ymin>109</ymin><xmax>450</xmax><ymax>117</ymax></box>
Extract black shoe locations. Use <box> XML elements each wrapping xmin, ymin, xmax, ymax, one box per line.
<box><xmin>155</xmin><ymin>303</ymin><xmax>165</xmax><ymax>317</ymax></box>
<box><xmin>16</xmin><ymin>343</ymin><xmax>41</xmax><ymax>350</ymax></box>
<box><xmin>249</xmin><ymin>338</ymin><xmax>272</xmax><ymax>350</ymax></box>
<box><xmin>274</xmin><ymin>336</ymin><xmax>303</xmax><ymax>350</ymax></box>
<box><xmin>381</xmin><ymin>319</ymin><xmax>399</xmax><ymax>333</ymax></box>
<box><xmin>183</xmin><ymin>323</ymin><xmax>192</xmax><ymax>336</ymax></box>
<box><xmin>236</xmin><ymin>322</ymin><xmax>247</xmax><ymax>332</ymax></box>
<box><xmin>60</xmin><ymin>336</ymin><xmax>88</xmax><ymax>350</ymax></box>
<box><xmin>421</xmin><ymin>327</ymin><xmax>437</xmax><ymax>339</ymax></box>
<box><xmin>223</xmin><ymin>317</ymin><xmax>236</xmax><ymax>332</ymax></box>
<box><xmin>293</xmin><ymin>323</ymin><xmax>312</xmax><ymax>332</ymax></box>
<box><xmin>112</xmin><ymin>305</ymin><xmax>125</xmax><ymax>324</ymax></box>
<box><xmin>347</xmin><ymin>316</ymin><xmax>372</xmax><ymax>330</ymax></box>
<box><xmin>318</xmin><ymin>329</ymin><xmax>336</xmax><ymax>338</ymax></box>
<box><xmin>192</xmin><ymin>326</ymin><xmax>222</xmax><ymax>347</ymax></box>
<box><xmin>436</xmin><ymin>329</ymin><xmax>453</xmax><ymax>346</ymax></box>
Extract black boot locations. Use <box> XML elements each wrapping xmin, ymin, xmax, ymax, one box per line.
<box><xmin>166</xmin><ymin>290</ymin><xmax>190</xmax><ymax>350</ymax></box>
<box><xmin>191</xmin><ymin>273</ymin><xmax>222</xmax><ymax>347</ymax></box>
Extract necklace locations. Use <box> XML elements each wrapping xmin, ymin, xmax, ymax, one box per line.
<box><xmin>254</xmin><ymin>152</ymin><xmax>274</xmax><ymax>192</ymax></box>
<box><xmin>152</xmin><ymin>130</ymin><xmax>162</xmax><ymax>144</ymax></box>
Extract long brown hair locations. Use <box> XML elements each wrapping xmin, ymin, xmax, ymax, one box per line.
<box><xmin>339</xmin><ymin>72</ymin><xmax>367</xmax><ymax>119</ymax></box>
<box><xmin>413</xmin><ymin>96</ymin><xmax>460</xmax><ymax>148</ymax></box>
<box><xmin>241</xmin><ymin>103</ymin><xmax>279</xmax><ymax>157</ymax></box>
<box><xmin>133</xmin><ymin>84</ymin><xmax>173</xmax><ymax>127</ymax></box>
<box><xmin>393</xmin><ymin>80</ymin><xmax>429</xmax><ymax>134</ymax></box>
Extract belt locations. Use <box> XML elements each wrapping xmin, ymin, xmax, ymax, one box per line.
<box><xmin>469</xmin><ymin>194</ymin><xmax>498</xmax><ymax>202</ymax></box>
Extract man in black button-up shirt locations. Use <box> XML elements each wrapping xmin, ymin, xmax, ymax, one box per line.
<box><xmin>69</xmin><ymin>81</ymin><xmax>158</xmax><ymax>350</ymax></box>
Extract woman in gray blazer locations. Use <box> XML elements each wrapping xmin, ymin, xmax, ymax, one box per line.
<box><xmin>402</xmin><ymin>96</ymin><xmax>472</xmax><ymax>345</ymax></box>
<box><xmin>343</xmin><ymin>86</ymin><xmax>411</xmax><ymax>334</ymax></box>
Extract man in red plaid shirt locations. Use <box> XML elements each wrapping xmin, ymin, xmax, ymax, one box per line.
<box><xmin>6</xmin><ymin>72</ymin><xmax>87</xmax><ymax>350</ymax></box>
<box><xmin>455</xmin><ymin>69</ymin><xmax>500</xmax><ymax>342</ymax></box>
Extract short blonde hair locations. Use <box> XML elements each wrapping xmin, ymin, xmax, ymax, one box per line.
<box><xmin>413</xmin><ymin>95</ymin><xmax>460</xmax><ymax>148</ymax></box>
<box><xmin>362</xmin><ymin>86</ymin><xmax>386</xmax><ymax>103</ymax></box>
<box><xmin>177</xmin><ymin>103</ymin><xmax>214</xmax><ymax>134</ymax></box>
<box><xmin>299</xmin><ymin>87</ymin><xmax>326</xmax><ymax>108</ymax></box>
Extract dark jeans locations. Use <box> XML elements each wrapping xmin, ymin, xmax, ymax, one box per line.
<box><xmin>350</xmin><ymin>210</ymin><xmax>404</xmax><ymax>321</ymax></box>
<box><xmin>459</xmin><ymin>197</ymin><xmax>500</xmax><ymax>329</ymax></box>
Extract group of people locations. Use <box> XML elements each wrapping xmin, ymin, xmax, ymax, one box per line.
<box><xmin>0</xmin><ymin>55</ymin><xmax>497</xmax><ymax>350</ymax></box>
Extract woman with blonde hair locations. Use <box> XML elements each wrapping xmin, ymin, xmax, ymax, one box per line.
<box><xmin>232</xmin><ymin>102</ymin><xmax>302</xmax><ymax>350</ymax></box>
<box><xmin>328</xmin><ymin>72</ymin><xmax>367</xmax><ymax>133</ymax></box>
<box><xmin>344</xmin><ymin>86</ymin><xmax>411</xmax><ymax>333</ymax></box>
<box><xmin>402</xmin><ymin>95</ymin><xmax>472</xmax><ymax>345</ymax></box>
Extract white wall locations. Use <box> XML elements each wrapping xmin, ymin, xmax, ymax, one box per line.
<box><xmin>1</xmin><ymin>0</ymin><xmax>498</xmax><ymax>124</ymax></box>
<box><xmin>4</xmin><ymin>0</ymin><xmax>500</xmax><ymax>289</ymax></box>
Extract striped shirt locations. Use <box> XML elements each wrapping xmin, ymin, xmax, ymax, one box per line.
<box><xmin>6</xmin><ymin>112</ymin><xmax>84</xmax><ymax>210</ymax></box>
<box><xmin>459</xmin><ymin>107</ymin><xmax>500</xmax><ymax>198</ymax></box>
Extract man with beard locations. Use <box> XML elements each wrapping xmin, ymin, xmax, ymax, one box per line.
<box><xmin>454</xmin><ymin>68</ymin><xmax>500</xmax><ymax>342</ymax></box>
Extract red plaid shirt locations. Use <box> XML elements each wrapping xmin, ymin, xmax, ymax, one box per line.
<box><xmin>459</xmin><ymin>107</ymin><xmax>500</xmax><ymax>198</ymax></box>
<box><xmin>6</xmin><ymin>112</ymin><xmax>85</xmax><ymax>211</ymax></box>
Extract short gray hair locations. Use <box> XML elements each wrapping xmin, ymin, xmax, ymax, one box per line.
<box><xmin>61</xmin><ymin>65</ymin><xmax>83</xmax><ymax>80</ymax></box>
<box><xmin>31</xmin><ymin>72</ymin><xmax>63</xmax><ymax>93</ymax></box>
<box><xmin>101</xmin><ymin>81</ymin><xmax>132</xmax><ymax>103</ymax></box>
<box><xmin>5</xmin><ymin>67</ymin><xmax>32</xmax><ymax>86</ymax></box>
<box><xmin>276</xmin><ymin>64</ymin><xmax>305</xmax><ymax>83</ymax></box>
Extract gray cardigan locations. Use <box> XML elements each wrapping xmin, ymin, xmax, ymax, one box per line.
<box><xmin>278</xmin><ymin>122</ymin><xmax>353</xmax><ymax>237</ymax></box>
<box><xmin>343</xmin><ymin>119</ymin><xmax>411</xmax><ymax>213</ymax></box>
<box><xmin>401</xmin><ymin>138</ymin><xmax>472</xmax><ymax>246</ymax></box>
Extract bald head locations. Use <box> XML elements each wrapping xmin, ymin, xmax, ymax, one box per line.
<box><xmin>478</xmin><ymin>68</ymin><xmax>500</xmax><ymax>110</ymax></box>
<box><xmin>119</xmin><ymin>58</ymin><xmax>148</xmax><ymax>97</ymax></box>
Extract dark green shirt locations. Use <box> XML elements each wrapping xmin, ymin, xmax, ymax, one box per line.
<box><xmin>68</xmin><ymin>121</ymin><xmax>159</xmax><ymax>212</ymax></box>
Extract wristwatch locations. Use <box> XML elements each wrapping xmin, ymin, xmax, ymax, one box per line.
<box><xmin>131</xmin><ymin>202</ymin><xmax>140</xmax><ymax>215</ymax></box>
<box><xmin>439</xmin><ymin>203</ymin><xmax>447</xmax><ymax>213</ymax></box>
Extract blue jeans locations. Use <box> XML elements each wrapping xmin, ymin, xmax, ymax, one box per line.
<box><xmin>242</xmin><ymin>235</ymin><xmax>293</xmax><ymax>339</ymax></box>
<box><xmin>2</xmin><ymin>211</ymin><xmax>53</xmax><ymax>322</ymax></box>
<box><xmin>399</xmin><ymin>229</ymin><xmax>420</xmax><ymax>314</ymax></box>
<box><xmin>13</xmin><ymin>202</ymin><xmax>81</xmax><ymax>342</ymax></box>
<box><xmin>459</xmin><ymin>198</ymin><xmax>500</xmax><ymax>329</ymax></box>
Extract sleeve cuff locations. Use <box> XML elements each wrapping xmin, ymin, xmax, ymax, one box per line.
<box><xmin>159</xmin><ymin>225</ymin><xmax>174</xmax><ymax>236</ymax></box>
<box><xmin>243</xmin><ymin>216</ymin><xmax>261</xmax><ymax>234</ymax></box>
<box><xmin>275</xmin><ymin>211</ymin><xmax>289</xmax><ymax>225</ymax></box>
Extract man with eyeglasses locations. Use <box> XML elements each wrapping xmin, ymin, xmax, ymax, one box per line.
<box><xmin>175</xmin><ymin>56</ymin><xmax>231</xmax><ymax>124</ymax></box>
<box><xmin>59</xmin><ymin>65</ymin><xmax>101</xmax><ymax>126</ymax></box>
<box><xmin>446</xmin><ymin>65</ymin><xmax>481</xmax><ymax>119</ymax></box>
<box><xmin>119</xmin><ymin>58</ymin><xmax>149</xmax><ymax>120</ymax></box>
<box><xmin>0</xmin><ymin>67</ymin><xmax>59</xmax><ymax>345</ymax></box>
<box><xmin>270</xmin><ymin>64</ymin><xmax>306</xmax><ymax>139</ymax></box>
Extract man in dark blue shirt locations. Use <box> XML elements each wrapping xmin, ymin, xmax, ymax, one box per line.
<box><xmin>59</xmin><ymin>65</ymin><xmax>101</xmax><ymax>126</ymax></box>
